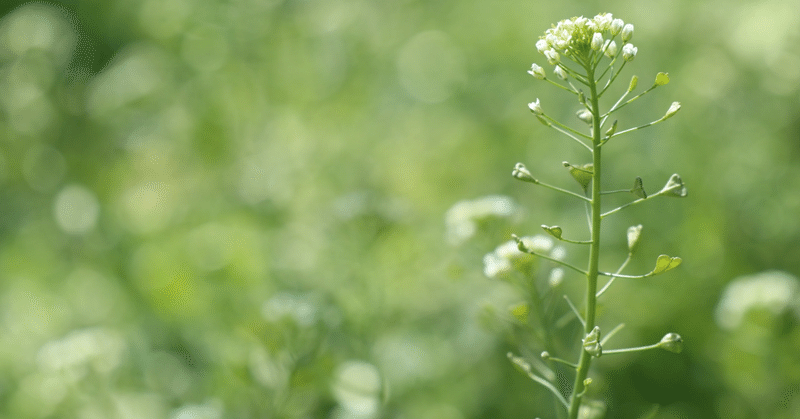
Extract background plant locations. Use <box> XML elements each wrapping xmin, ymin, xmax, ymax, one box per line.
<box><xmin>0</xmin><ymin>1</ymin><xmax>799</xmax><ymax>418</ymax></box>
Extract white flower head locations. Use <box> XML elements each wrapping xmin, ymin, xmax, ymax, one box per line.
<box><xmin>528</xmin><ymin>63</ymin><xmax>546</xmax><ymax>79</ymax></box>
<box><xmin>604</xmin><ymin>41</ymin><xmax>618</xmax><ymax>58</ymax></box>
<box><xmin>622</xmin><ymin>43</ymin><xmax>637</xmax><ymax>61</ymax></box>
<box><xmin>621</xmin><ymin>23</ymin><xmax>634</xmax><ymax>42</ymax></box>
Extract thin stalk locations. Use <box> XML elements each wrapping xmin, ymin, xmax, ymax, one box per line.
<box><xmin>567</xmin><ymin>65</ymin><xmax>603</xmax><ymax>419</ymax></box>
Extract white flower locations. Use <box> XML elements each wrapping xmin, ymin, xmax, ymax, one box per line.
<box><xmin>604</xmin><ymin>41</ymin><xmax>618</xmax><ymax>58</ymax></box>
<box><xmin>622</xmin><ymin>43</ymin><xmax>637</xmax><ymax>61</ymax></box>
<box><xmin>445</xmin><ymin>195</ymin><xmax>517</xmax><ymax>244</ymax></box>
<box><xmin>591</xmin><ymin>33</ymin><xmax>604</xmax><ymax>51</ymax></box>
<box><xmin>544</xmin><ymin>48</ymin><xmax>560</xmax><ymax>65</ymax></box>
<box><xmin>528</xmin><ymin>99</ymin><xmax>543</xmax><ymax>114</ymax></box>
<box><xmin>621</xmin><ymin>23</ymin><xmax>634</xmax><ymax>42</ymax></box>
<box><xmin>715</xmin><ymin>271</ymin><xmax>800</xmax><ymax>330</ymax></box>
<box><xmin>536</xmin><ymin>39</ymin><xmax>548</xmax><ymax>53</ymax></box>
<box><xmin>553</xmin><ymin>65</ymin><xmax>567</xmax><ymax>80</ymax></box>
<box><xmin>610</xmin><ymin>19</ymin><xmax>624</xmax><ymax>36</ymax></box>
<box><xmin>528</xmin><ymin>63</ymin><xmax>546</xmax><ymax>79</ymax></box>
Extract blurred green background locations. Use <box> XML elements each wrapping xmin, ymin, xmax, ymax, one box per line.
<box><xmin>1</xmin><ymin>0</ymin><xmax>799</xmax><ymax>418</ymax></box>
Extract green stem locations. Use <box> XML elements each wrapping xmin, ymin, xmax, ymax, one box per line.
<box><xmin>567</xmin><ymin>65</ymin><xmax>603</xmax><ymax>419</ymax></box>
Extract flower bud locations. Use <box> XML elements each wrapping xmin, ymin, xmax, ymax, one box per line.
<box><xmin>544</xmin><ymin>48</ymin><xmax>560</xmax><ymax>65</ymax></box>
<box><xmin>553</xmin><ymin>65</ymin><xmax>567</xmax><ymax>80</ymax></box>
<box><xmin>591</xmin><ymin>33</ymin><xmax>604</xmax><ymax>51</ymax></box>
<box><xmin>658</xmin><ymin>333</ymin><xmax>684</xmax><ymax>353</ymax></box>
<box><xmin>663</xmin><ymin>101</ymin><xmax>681</xmax><ymax>120</ymax></box>
<box><xmin>610</xmin><ymin>19</ymin><xmax>624</xmax><ymax>36</ymax></box>
<box><xmin>622</xmin><ymin>43</ymin><xmax>637</xmax><ymax>61</ymax></box>
<box><xmin>512</xmin><ymin>163</ymin><xmax>537</xmax><ymax>183</ymax></box>
<box><xmin>627</xmin><ymin>224</ymin><xmax>643</xmax><ymax>254</ymax></box>
<box><xmin>576</xmin><ymin>109</ymin><xmax>593</xmax><ymax>124</ymax></box>
<box><xmin>528</xmin><ymin>63</ymin><xmax>546</xmax><ymax>79</ymax></box>
<box><xmin>528</xmin><ymin>99</ymin><xmax>543</xmax><ymax>115</ymax></box>
<box><xmin>621</xmin><ymin>23</ymin><xmax>634</xmax><ymax>42</ymax></box>
<box><xmin>604</xmin><ymin>41</ymin><xmax>618</xmax><ymax>58</ymax></box>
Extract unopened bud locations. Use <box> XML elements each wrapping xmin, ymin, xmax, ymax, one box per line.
<box><xmin>663</xmin><ymin>101</ymin><xmax>681</xmax><ymax>120</ymax></box>
<box><xmin>604</xmin><ymin>41</ymin><xmax>618</xmax><ymax>58</ymax></box>
<box><xmin>576</xmin><ymin>109</ymin><xmax>593</xmax><ymax>124</ymax></box>
<box><xmin>512</xmin><ymin>163</ymin><xmax>537</xmax><ymax>183</ymax></box>
<box><xmin>658</xmin><ymin>333</ymin><xmax>684</xmax><ymax>353</ymax></box>
<box><xmin>610</xmin><ymin>19</ymin><xmax>624</xmax><ymax>36</ymax></box>
<box><xmin>528</xmin><ymin>63</ymin><xmax>546</xmax><ymax>79</ymax></box>
<box><xmin>591</xmin><ymin>33</ymin><xmax>604</xmax><ymax>51</ymax></box>
<box><xmin>627</xmin><ymin>225</ymin><xmax>643</xmax><ymax>254</ymax></box>
<box><xmin>622</xmin><ymin>43</ymin><xmax>637</xmax><ymax>62</ymax></box>
<box><xmin>621</xmin><ymin>23</ymin><xmax>634</xmax><ymax>42</ymax></box>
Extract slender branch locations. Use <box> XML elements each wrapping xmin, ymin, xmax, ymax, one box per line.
<box><xmin>508</xmin><ymin>353</ymin><xmax>570</xmax><ymax>409</ymax></box>
<box><xmin>602</xmin><ymin>342</ymin><xmax>660</xmax><ymax>355</ymax></box>
<box><xmin>596</xmin><ymin>252</ymin><xmax>632</xmax><ymax>297</ymax></box>
<box><xmin>513</xmin><ymin>235</ymin><xmax>588</xmax><ymax>275</ymax></box>
<box><xmin>547</xmin><ymin>122</ymin><xmax>593</xmax><ymax>152</ymax></box>
<box><xmin>563</xmin><ymin>295</ymin><xmax>586</xmax><ymax>327</ymax></box>
<box><xmin>600</xmin><ymin>323</ymin><xmax>626</xmax><ymax>346</ymax></box>
<box><xmin>535</xmin><ymin>181</ymin><xmax>593</xmax><ymax>202</ymax></box>
<box><xmin>601</xmin><ymin>183</ymin><xmax>684</xmax><ymax>218</ymax></box>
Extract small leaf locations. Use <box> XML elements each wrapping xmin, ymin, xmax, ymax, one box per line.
<box><xmin>542</xmin><ymin>225</ymin><xmax>563</xmax><ymax>239</ymax></box>
<box><xmin>652</xmin><ymin>254</ymin><xmax>682</xmax><ymax>275</ymax></box>
<box><xmin>564</xmin><ymin>162</ymin><xmax>593</xmax><ymax>191</ymax></box>
<box><xmin>654</xmin><ymin>72</ymin><xmax>670</xmax><ymax>86</ymax></box>
<box><xmin>510</xmin><ymin>303</ymin><xmax>530</xmax><ymax>324</ymax></box>
<box><xmin>630</xmin><ymin>176</ymin><xmax>647</xmax><ymax>199</ymax></box>
<box><xmin>660</xmin><ymin>174</ymin><xmax>687</xmax><ymax>197</ymax></box>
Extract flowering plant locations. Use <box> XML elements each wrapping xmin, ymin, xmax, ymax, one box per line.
<box><xmin>490</xmin><ymin>13</ymin><xmax>687</xmax><ymax>418</ymax></box>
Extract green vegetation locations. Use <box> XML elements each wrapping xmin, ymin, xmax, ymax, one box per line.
<box><xmin>0</xmin><ymin>1</ymin><xmax>799</xmax><ymax>418</ymax></box>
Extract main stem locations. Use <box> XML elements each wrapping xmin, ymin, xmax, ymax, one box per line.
<box><xmin>567</xmin><ymin>65</ymin><xmax>603</xmax><ymax>419</ymax></box>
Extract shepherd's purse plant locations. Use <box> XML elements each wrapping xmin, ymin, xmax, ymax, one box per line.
<box><xmin>486</xmin><ymin>13</ymin><xmax>687</xmax><ymax>419</ymax></box>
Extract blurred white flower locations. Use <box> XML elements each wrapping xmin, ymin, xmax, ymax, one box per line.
<box><xmin>715</xmin><ymin>271</ymin><xmax>800</xmax><ymax>330</ymax></box>
<box><xmin>483</xmin><ymin>235</ymin><xmax>564</xmax><ymax>279</ymax></box>
<box><xmin>445</xmin><ymin>195</ymin><xmax>517</xmax><ymax>245</ymax></box>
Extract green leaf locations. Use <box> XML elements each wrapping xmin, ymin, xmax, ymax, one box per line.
<box><xmin>660</xmin><ymin>173</ymin><xmax>687</xmax><ymax>197</ymax></box>
<box><xmin>564</xmin><ymin>162</ymin><xmax>593</xmax><ymax>191</ymax></box>
<box><xmin>510</xmin><ymin>303</ymin><xmax>530</xmax><ymax>324</ymax></box>
<box><xmin>630</xmin><ymin>176</ymin><xmax>647</xmax><ymax>199</ymax></box>
<box><xmin>542</xmin><ymin>225</ymin><xmax>563</xmax><ymax>239</ymax></box>
<box><xmin>655</xmin><ymin>72</ymin><xmax>670</xmax><ymax>86</ymax></box>
<box><xmin>652</xmin><ymin>254</ymin><xmax>682</xmax><ymax>275</ymax></box>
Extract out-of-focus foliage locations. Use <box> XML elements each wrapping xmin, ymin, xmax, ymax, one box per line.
<box><xmin>0</xmin><ymin>0</ymin><xmax>798</xmax><ymax>418</ymax></box>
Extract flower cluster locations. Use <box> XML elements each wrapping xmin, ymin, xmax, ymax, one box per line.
<box><xmin>533</xmin><ymin>13</ymin><xmax>636</xmax><ymax>68</ymax></box>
